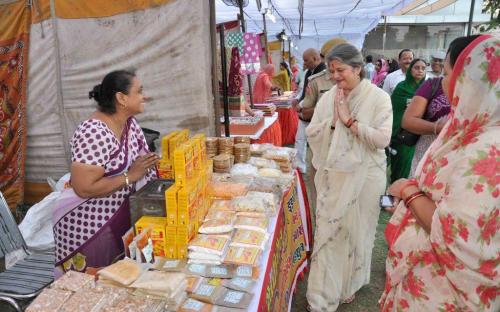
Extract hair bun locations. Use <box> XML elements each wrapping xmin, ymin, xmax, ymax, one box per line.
<box><xmin>89</xmin><ymin>84</ymin><xmax>102</xmax><ymax>101</ymax></box>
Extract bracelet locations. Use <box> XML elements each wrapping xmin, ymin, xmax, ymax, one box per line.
<box><xmin>404</xmin><ymin>191</ymin><xmax>425</xmax><ymax>207</ymax></box>
<box><xmin>433</xmin><ymin>122</ymin><xmax>438</xmax><ymax>135</ymax></box>
<box><xmin>345</xmin><ymin>118</ymin><xmax>354</xmax><ymax>128</ymax></box>
<box><xmin>400</xmin><ymin>179</ymin><xmax>418</xmax><ymax>199</ymax></box>
<box><xmin>123</xmin><ymin>172</ymin><xmax>130</xmax><ymax>187</ymax></box>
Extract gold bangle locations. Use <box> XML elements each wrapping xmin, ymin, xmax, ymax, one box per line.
<box><xmin>123</xmin><ymin>172</ymin><xmax>130</xmax><ymax>187</ymax></box>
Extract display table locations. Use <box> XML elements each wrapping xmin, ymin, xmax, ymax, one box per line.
<box><xmin>277</xmin><ymin>107</ymin><xmax>298</xmax><ymax>146</ymax></box>
<box><xmin>248</xmin><ymin>171</ymin><xmax>311</xmax><ymax>311</ymax></box>
<box><xmin>229</xmin><ymin>113</ymin><xmax>282</xmax><ymax>146</ymax></box>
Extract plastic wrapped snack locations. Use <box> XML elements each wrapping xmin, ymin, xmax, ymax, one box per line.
<box><xmin>262</xmin><ymin>148</ymin><xmax>290</xmax><ymax>162</ymax></box>
<box><xmin>231</xmin><ymin>191</ymin><xmax>277</xmax><ymax>215</ymax></box>
<box><xmin>153</xmin><ymin>258</ymin><xmax>187</xmax><ymax>272</ymax></box>
<box><xmin>229</xmin><ymin>163</ymin><xmax>258</xmax><ymax>177</ymax></box>
<box><xmin>214</xmin><ymin>289</ymin><xmax>253</xmax><ymax>309</ymax></box>
<box><xmin>103</xmin><ymin>296</ymin><xmax>165</xmax><ymax>312</ymax></box>
<box><xmin>257</xmin><ymin>168</ymin><xmax>282</xmax><ymax>178</ymax></box>
<box><xmin>222</xmin><ymin>277</ymin><xmax>255</xmax><ymax>293</ymax></box>
<box><xmin>26</xmin><ymin>288</ymin><xmax>73</xmax><ymax>312</ymax></box>
<box><xmin>230</xmin><ymin>229</ymin><xmax>269</xmax><ymax>250</ymax></box>
<box><xmin>204</xmin><ymin>209</ymin><xmax>235</xmax><ymax>222</ymax></box>
<box><xmin>208</xmin><ymin>200</ymin><xmax>233</xmax><ymax>212</ymax></box>
<box><xmin>190</xmin><ymin>284</ymin><xmax>226</xmax><ymax>304</ymax></box>
<box><xmin>185</xmin><ymin>263</ymin><xmax>208</xmax><ymax>276</ymax></box>
<box><xmin>208</xmin><ymin>182</ymin><xmax>248</xmax><ymax>199</ymax></box>
<box><xmin>59</xmin><ymin>288</ymin><xmax>109</xmax><ymax>312</ymax></box>
<box><xmin>198</xmin><ymin>219</ymin><xmax>234</xmax><ymax>234</ymax></box>
<box><xmin>178</xmin><ymin>298</ymin><xmax>214</xmax><ymax>312</ymax></box>
<box><xmin>130</xmin><ymin>271</ymin><xmax>186</xmax><ymax>295</ymax></box>
<box><xmin>204</xmin><ymin>265</ymin><xmax>234</xmax><ymax>279</ymax></box>
<box><xmin>187</xmin><ymin>259</ymin><xmax>222</xmax><ymax>265</ymax></box>
<box><xmin>250</xmin><ymin>143</ymin><xmax>274</xmax><ymax>156</ymax></box>
<box><xmin>247</xmin><ymin>157</ymin><xmax>280</xmax><ymax>170</ymax></box>
<box><xmin>51</xmin><ymin>270</ymin><xmax>95</xmax><ymax>292</ymax></box>
<box><xmin>188</xmin><ymin>235</ymin><xmax>230</xmax><ymax>256</ymax></box>
<box><xmin>248</xmin><ymin>177</ymin><xmax>283</xmax><ymax>194</ymax></box>
<box><xmin>234</xmin><ymin>216</ymin><xmax>269</xmax><ymax>233</ymax></box>
<box><xmin>188</xmin><ymin>252</ymin><xmax>223</xmax><ymax>262</ymax></box>
<box><xmin>224</xmin><ymin>246</ymin><xmax>261</xmax><ymax>267</ymax></box>
<box><xmin>210</xmin><ymin>173</ymin><xmax>232</xmax><ymax>183</ymax></box>
<box><xmin>97</xmin><ymin>258</ymin><xmax>142</xmax><ymax>286</ymax></box>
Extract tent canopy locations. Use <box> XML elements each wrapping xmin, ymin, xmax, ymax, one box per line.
<box><xmin>216</xmin><ymin>0</ymin><xmax>413</xmax><ymax>55</ymax></box>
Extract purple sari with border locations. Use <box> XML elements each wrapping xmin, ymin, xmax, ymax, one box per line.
<box><xmin>53</xmin><ymin>117</ymin><xmax>156</xmax><ymax>274</ymax></box>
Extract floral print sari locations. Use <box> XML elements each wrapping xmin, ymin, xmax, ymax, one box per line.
<box><xmin>380</xmin><ymin>34</ymin><xmax>499</xmax><ymax>311</ymax></box>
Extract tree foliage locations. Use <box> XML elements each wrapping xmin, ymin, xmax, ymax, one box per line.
<box><xmin>477</xmin><ymin>0</ymin><xmax>500</xmax><ymax>32</ymax></box>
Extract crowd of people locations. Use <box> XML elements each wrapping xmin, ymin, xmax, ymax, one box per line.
<box><xmin>283</xmin><ymin>33</ymin><xmax>498</xmax><ymax>311</ymax></box>
<box><xmin>50</xmin><ymin>32</ymin><xmax>498</xmax><ymax>312</ymax></box>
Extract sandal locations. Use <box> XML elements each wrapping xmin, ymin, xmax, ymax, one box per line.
<box><xmin>341</xmin><ymin>294</ymin><xmax>355</xmax><ymax>304</ymax></box>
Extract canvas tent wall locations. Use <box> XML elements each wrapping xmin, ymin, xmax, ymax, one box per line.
<box><xmin>1</xmin><ymin>0</ymin><xmax>214</xmax><ymax>194</ymax></box>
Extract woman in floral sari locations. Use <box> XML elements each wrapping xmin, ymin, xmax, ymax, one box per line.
<box><xmin>53</xmin><ymin>69</ymin><xmax>158</xmax><ymax>276</ymax></box>
<box><xmin>380</xmin><ymin>34</ymin><xmax>499</xmax><ymax>311</ymax></box>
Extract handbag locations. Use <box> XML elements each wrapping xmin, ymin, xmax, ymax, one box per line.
<box><xmin>394</xmin><ymin>77</ymin><xmax>442</xmax><ymax>147</ymax></box>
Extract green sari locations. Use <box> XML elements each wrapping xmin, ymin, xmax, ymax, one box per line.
<box><xmin>389</xmin><ymin>63</ymin><xmax>425</xmax><ymax>183</ymax></box>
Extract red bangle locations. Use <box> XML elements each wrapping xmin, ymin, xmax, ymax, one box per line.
<box><xmin>345</xmin><ymin>118</ymin><xmax>354</xmax><ymax>128</ymax></box>
<box><xmin>400</xmin><ymin>179</ymin><xmax>418</xmax><ymax>199</ymax></box>
<box><xmin>404</xmin><ymin>191</ymin><xmax>425</xmax><ymax>207</ymax></box>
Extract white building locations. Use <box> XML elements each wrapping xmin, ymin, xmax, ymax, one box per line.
<box><xmin>362</xmin><ymin>0</ymin><xmax>491</xmax><ymax>60</ymax></box>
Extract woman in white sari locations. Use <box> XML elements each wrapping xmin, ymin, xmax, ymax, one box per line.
<box><xmin>306</xmin><ymin>43</ymin><xmax>393</xmax><ymax>311</ymax></box>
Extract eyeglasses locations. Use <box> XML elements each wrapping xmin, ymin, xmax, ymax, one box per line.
<box><xmin>413</xmin><ymin>66</ymin><xmax>426</xmax><ymax>71</ymax></box>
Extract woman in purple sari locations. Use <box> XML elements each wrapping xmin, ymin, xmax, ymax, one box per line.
<box><xmin>53</xmin><ymin>69</ymin><xmax>158</xmax><ymax>276</ymax></box>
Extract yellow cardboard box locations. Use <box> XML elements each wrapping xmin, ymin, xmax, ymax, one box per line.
<box><xmin>165</xmin><ymin>184</ymin><xmax>180</xmax><ymax>226</ymax></box>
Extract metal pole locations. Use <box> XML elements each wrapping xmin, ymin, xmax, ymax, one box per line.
<box><xmin>288</xmin><ymin>40</ymin><xmax>292</xmax><ymax>87</ymax></box>
<box><xmin>209</xmin><ymin>0</ymin><xmax>221</xmax><ymax>136</ymax></box>
<box><xmin>219</xmin><ymin>25</ymin><xmax>230</xmax><ymax>137</ymax></box>
<box><xmin>467</xmin><ymin>0</ymin><xmax>476</xmax><ymax>36</ymax></box>
<box><xmin>382</xmin><ymin>16</ymin><xmax>387</xmax><ymax>54</ymax></box>
<box><xmin>262</xmin><ymin>13</ymin><xmax>269</xmax><ymax>63</ymax></box>
<box><xmin>239</xmin><ymin>5</ymin><xmax>255</xmax><ymax>109</ymax></box>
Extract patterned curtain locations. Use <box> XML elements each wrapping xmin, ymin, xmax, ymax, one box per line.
<box><xmin>0</xmin><ymin>1</ymin><xmax>31</xmax><ymax>210</ymax></box>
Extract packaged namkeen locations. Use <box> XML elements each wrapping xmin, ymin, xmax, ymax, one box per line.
<box><xmin>122</xmin><ymin>227</ymin><xmax>135</xmax><ymax>258</ymax></box>
<box><xmin>231</xmin><ymin>229</ymin><xmax>269</xmax><ymax>250</ymax></box>
<box><xmin>153</xmin><ymin>257</ymin><xmax>186</xmax><ymax>272</ymax></box>
<box><xmin>214</xmin><ymin>288</ymin><xmax>253</xmax><ymax>309</ymax></box>
<box><xmin>25</xmin><ymin>288</ymin><xmax>73</xmax><ymax>312</ymax></box>
<box><xmin>59</xmin><ymin>287</ymin><xmax>108</xmax><ymax>312</ymax></box>
<box><xmin>247</xmin><ymin>156</ymin><xmax>280</xmax><ymax>170</ymax></box>
<box><xmin>190</xmin><ymin>284</ymin><xmax>226</xmax><ymax>304</ymax></box>
<box><xmin>203</xmin><ymin>264</ymin><xmax>234</xmax><ymax>279</ymax></box>
<box><xmin>186</xmin><ymin>276</ymin><xmax>204</xmax><ymax>293</ymax></box>
<box><xmin>198</xmin><ymin>218</ymin><xmax>234</xmax><ymax>234</ymax></box>
<box><xmin>234</xmin><ymin>216</ymin><xmax>269</xmax><ymax>233</ymax></box>
<box><xmin>97</xmin><ymin>258</ymin><xmax>142</xmax><ymax>286</ymax></box>
<box><xmin>234</xmin><ymin>265</ymin><xmax>260</xmax><ymax>280</ymax></box>
<box><xmin>258</xmin><ymin>167</ymin><xmax>282</xmax><ymax>178</ymax></box>
<box><xmin>229</xmin><ymin>163</ymin><xmax>258</xmax><ymax>177</ymax></box>
<box><xmin>103</xmin><ymin>296</ymin><xmax>164</xmax><ymax>312</ymax></box>
<box><xmin>129</xmin><ymin>271</ymin><xmax>186</xmax><ymax>296</ymax></box>
<box><xmin>231</xmin><ymin>191</ymin><xmax>277</xmax><ymax>215</ymax></box>
<box><xmin>51</xmin><ymin>270</ymin><xmax>95</xmax><ymax>292</ymax></box>
<box><xmin>188</xmin><ymin>251</ymin><xmax>223</xmax><ymax>263</ymax></box>
<box><xmin>188</xmin><ymin>234</ymin><xmax>230</xmax><ymax>256</ymax></box>
<box><xmin>218</xmin><ymin>137</ymin><xmax>234</xmax><ymax>155</ymax></box>
<box><xmin>185</xmin><ymin>263</ymin><xmax>209</xmax><ymax>276</ymax></box>
<box><xmin>224</xmin><ymin>246</ymin><xmax>261</xmax><ymax>267</ymax></box>
<box><xmin>178</xmin><ymin>298</ymin><xmax>214</xmax><ymax>312</ymax></box>
<box><xmin>174</xmin><ymin>141</ymin><xmax>195</xmax><ymax>186</ymax></box>
<box><xmin>222</xmin><ymin>277</ymin><xmax>255</xmax><ymax>293</ymax></box>
<box><xmin>204</xmin><ymin>209</ymin><xmax>235</xmax><ymax>222</ymax></box>
<box><xmin>160</xmin><ymin>131</ymin><xmax>179</xmax><ymax>160</ymax></box>
<box><xmin>208</xmin><ymin>182</ymin><xmax>248</xmax><ymax>199</ymax></box>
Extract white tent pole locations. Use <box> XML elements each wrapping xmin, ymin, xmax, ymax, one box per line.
<box><xmin>49</xmin><ymin>0</ymin><xmax>71</xmax><ymax>168</ymax></box>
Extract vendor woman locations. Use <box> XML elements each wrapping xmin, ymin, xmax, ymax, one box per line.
<box><xmin>53</xmin><ymin>69</ymin><xmax>158</xmax><ymax>276</ymax></box>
